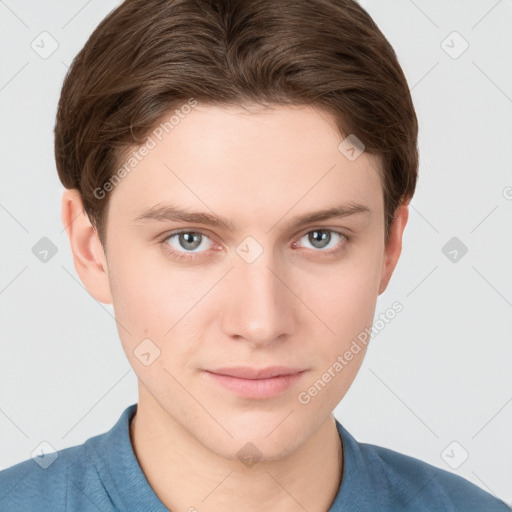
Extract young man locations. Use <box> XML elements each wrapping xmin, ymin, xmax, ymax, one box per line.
<box><xmin>0</xmin><ymin>0</ymin><xmax>508</xmax><ymax>510</ymax></box>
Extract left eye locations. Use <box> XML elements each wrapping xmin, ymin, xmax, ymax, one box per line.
<box><xmin>296</xmin><ymin>229</ymin><xmax>346</xmax><ymax>251</ymax></box>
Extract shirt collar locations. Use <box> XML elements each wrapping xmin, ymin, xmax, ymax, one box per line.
<box><xmin>99</xmin><ymin>403</ymin><xmax>169</xmax><ymax>511</ymax></box>
<box><xmin>97</xmin><ymin>404</ymin><xmax>368</xmax><ymax>512</ymax></box>
<box><xmin>328</xmin><ymin>418</ymin><xmax>374</xmax><ymax>511</ymax></box>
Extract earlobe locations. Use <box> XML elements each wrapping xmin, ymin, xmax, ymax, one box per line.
<box><xmin>378</xmin><ymin>200</ymin><xmax>410</xmax><ymax>295</ymax></box>
<box><xmin>61</xmin><ymin>189</ymin><xmax>113</xmax><ymax>304</ymax></box>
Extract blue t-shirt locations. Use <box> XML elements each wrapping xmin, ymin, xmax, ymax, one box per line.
<box><xmin>0</xmin><ymin>403</ymin><xmax>508</xmax><ymax>511</ymax></box>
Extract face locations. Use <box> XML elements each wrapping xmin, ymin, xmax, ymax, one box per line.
<box><xmin>79</xmin><ymin>104</ymin><xmax>405</xmax><ymax>461</ymax></box>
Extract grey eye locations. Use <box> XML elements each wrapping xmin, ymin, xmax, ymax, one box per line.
<box><xmin>302</xmin><ymin>230</ymin><xmax>342</xmax><ymax>250</ymax></box>
<box><xmin>166</xmin><ymin>231</ymin><xmax>212</xmax><ymax>253</ymax></box>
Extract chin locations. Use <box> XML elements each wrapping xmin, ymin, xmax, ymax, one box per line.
<box><xmin>206</xmin><ymin>430</ymin><xmax>303</xmax><ymax>466</ymax></box>
<box><xmin>208</xmin><ymin>411</ymin><xmax>307</xmax><ymax>459</ymax></box>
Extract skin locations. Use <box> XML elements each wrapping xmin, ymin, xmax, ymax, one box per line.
<box><xmin>61</xmin><ymin>103</ymin><xmax>409</xmax><ymax>512</ymax></box>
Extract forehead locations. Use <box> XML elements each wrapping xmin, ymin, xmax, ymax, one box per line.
<box><xmin>107</xmin><ymin>104</ymin><xmax>383</xmax><ymax>227</ymax></box>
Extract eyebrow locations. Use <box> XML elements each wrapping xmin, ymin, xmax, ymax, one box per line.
<box><xmin>133</xmin><ymin>201</ymin><xmax>371</xmax><ymax>232</ymax></box>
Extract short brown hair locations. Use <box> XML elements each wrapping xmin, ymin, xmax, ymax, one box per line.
<box><xmin>54</xmin><ymin>0</ymin><xmax>418</xmax><ymax>246</ymax></box>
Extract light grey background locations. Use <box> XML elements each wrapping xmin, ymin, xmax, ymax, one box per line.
<box><xmin>1</xmin><ymin>0</ymin><xmax>511</xmax><ymax>505</ymax></box>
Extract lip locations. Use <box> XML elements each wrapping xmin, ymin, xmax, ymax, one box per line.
<box><xmin>207</xmin><ymin>366</ymin><xmax>306</xmax><ymax>379</ymax></box>
<box><xmin>204</xmin><ymin>366</ymin><xmax>307</xmax><ymax>399</ymax></box>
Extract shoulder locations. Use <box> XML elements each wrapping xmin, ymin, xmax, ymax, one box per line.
<box><xmin>334</xmin><ymin>420</ymin><xmax>509</xmax><ymax>511</ymax></box>
<box><xmin>358</xmin><ymin>438</ymin><xmax>509</xmax><ymax>511</ymax></box>
<box><xmin>0</xmin><ymin>424</ymin><xmax>120</xmax><ymax>512</ymax></box>
<box><xmin>0</xmin><ymin>441</ymin><xmax>87</xmax><ymax>511</ymax></box>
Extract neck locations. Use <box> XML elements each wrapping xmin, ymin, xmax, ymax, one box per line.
<box><xmin>130</xmin><ymin>391</ymin><xmax>343</xmax><ymax>512</ymax></box>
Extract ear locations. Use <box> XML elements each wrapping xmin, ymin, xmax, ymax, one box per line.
<box><xmin>378</xmin><ymin>199</ymin><xmax>410</xmax><ymax>295</ymax></box>
<box><xmin>61</xmin><ymin>189</ymin><xmax>113</xmax><ymax>304</ymax></box>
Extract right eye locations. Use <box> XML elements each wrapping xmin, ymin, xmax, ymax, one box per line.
<box><xmin>161</xmin><ymin>230</ymin><xmax>215</xmax><ymax>260</ymax></box>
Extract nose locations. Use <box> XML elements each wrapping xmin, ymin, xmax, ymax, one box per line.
<box><xmin>220</xmin><ymin>249</ymin><xmax>297</xmax><ymax>347</ymax></box>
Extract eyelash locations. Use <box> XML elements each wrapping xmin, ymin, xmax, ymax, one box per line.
<box><xmin>159</xmin><ymin>228</ymin><xmax>350</xmax><ymax>261</ymax></box>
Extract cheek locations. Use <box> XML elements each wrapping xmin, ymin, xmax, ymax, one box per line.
<box><xmin>107</xmin><ymin>249</ymin><xmax>209</xmax><ymax>370</ymax></box>
<box><xmin>296</xmin><ymin>270</ymin><xmax>377</xmax><ymax>410</ymax></box>
<box><xmin>303</xmin><ymin>246</ymin><xmax>382</xmax><ymax>339</ymax></box>
<box><xmin>110</xmin><ymin>268</ymin><xmax>162</xmax><ymax>331</ymax></box>
<box><xmin>108</xmin><ymin>261</ymin><xmax>196</xmax><ymax>399</ymax></box>
<box><xmin>108</xmin><ymin>242</ymin><xmax>188</xmax><ymax>329</ymax></box>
